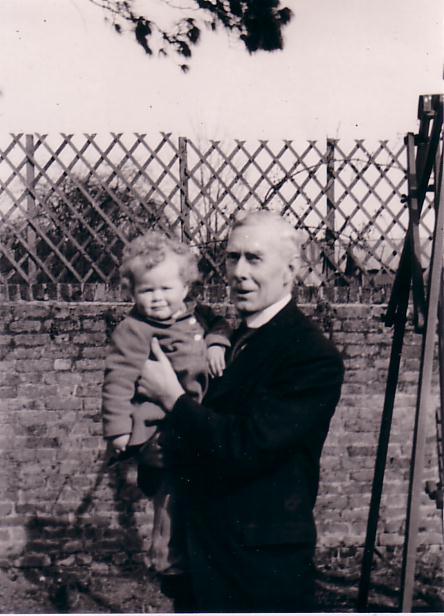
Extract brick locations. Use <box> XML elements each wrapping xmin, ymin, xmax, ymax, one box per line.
<box><xmin>72</xmin><ymin>333</ymin><xmax>107</xmax><ymax>345</ymax></box>
<box><xmin>76</xmin><ymin>384</ymin><xmax>102</xmax><ymax>397</ymax></box>
<box><xmin>76</xmin><ymin>553</ymin><xmax>93</xmax><ymax>565</ymax></box>
<box><xmin>50</xmin><ymin>319</ymin><xmax>81</xmax><ymax>331</ymax></box>
<box><xmin>12</xmin><ymin>334</ymin><xmax>52</xmax><ymax>347</ymax></box>
<box><xmin>378</xmin><ymin>534</ymin><xmax>404</xmax><ymax>546</ymax></box>
<box><xmin>17</xmin><ymin>384</ymin><xmax>58</xmax><ymax>398</ymax></box>
<box><xmin>43</xmin><ymin>372</ymin><xmax>82</xmax><ymax>386</ymax></box>
<box><xmin>17</xmin><ymin>305</ymin><xmax>49</xmax><ymax>318</ymax></box>
<box><xmin>81</xmin><ymin>347</ymin><xmax>106</xmax><ymax>359</ymax></box>
<box><xmin>44</xmin><ymin>397</ymin><xmax>82</xmax><ymax>411</ymax></box>
<box><xmin>75</xmin><ymin>359</ymin><xmax>105</xmax><ymax>370</ymax></box>
<box><xmin>52</xmin><ymin>334</ymin><xmax>71</xmax><ymax>344</ymax></box>
<box><xmin>81</xmin><ymin>319</ymin><xmax>106</xmax><ymax>332</ymax></box>
<box><xmin>83</xmin><ymin>397</ymin><xmax>101</xmax><ymax>411</ymax></box>
<box><xmin>54</xmin><ymin>359</ymin><xmax>72</xmax><ymax>371</ymax></box>
<box><xmin>0</xmin><ymin>386</ymin><xmax>18</xmax><ymax>398</ymax></box>
<box><xmin>82</xmin><ymin>370</ymin><xmax>105</xmax><ymax>383</ymax></box>
<box><xmin>63</xmin><ymin>540</ymin><xmax>83</xmax><ymax>553</ymax></box>
<box><xmin>89</xmin><ymin>561</ymin><xmax>109</xmax><ymax>574</ymax></box>
<box><xmin>9</xmin><ymin>320</ymin><xmax>41</xmax><ymax>333</ymax></box>
<box><xmin>340</xmin><ymin>534</ymin><xmax>365</xmax><ymax>546</ymax></box>
<box><xmin>15</xmin><ymin>359</ymin><xmax>53</xmax><ymax>372</ymax></box>
<box><xmin>0</xmin><ymin>360</ymin><xmax>16</xmax><ymax>372</ymax></box>
<box><xmin>56</xmin><ymin>555</ymin><xmax>77</xmax><ymax>567</ymax></box>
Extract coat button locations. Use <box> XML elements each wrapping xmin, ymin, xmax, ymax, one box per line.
<box><xmin>189</xmin><ymin>317</ymin><xmax>196</xmax><ymax>325</ymax></box>
<box><xmin>194</xmin><ymin>333</ymin><xmax>202</xmax><ymax>341</ymax></box>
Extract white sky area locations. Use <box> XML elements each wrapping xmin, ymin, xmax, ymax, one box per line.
<box><xmin>0</xmin><ymin>0</ymin><xmax>443</xmax><ymax>140</ymax></box>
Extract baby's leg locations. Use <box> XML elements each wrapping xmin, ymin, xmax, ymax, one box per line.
<box><xmin>149</xmin><ymin>471</ymin><xmax>186</xmax><ymax>575</ymax></box>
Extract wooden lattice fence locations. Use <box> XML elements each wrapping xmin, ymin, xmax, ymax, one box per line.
<box><xmin>0</xmin><ymin>133</ymin><xmax>436</xmax><ymax>301</ymax></box>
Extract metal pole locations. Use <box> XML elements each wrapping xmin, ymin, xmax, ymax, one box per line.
<box><xmin>357</xmin><ymin>130</ymin><xmax>419</xmax><ymax>611</ymax></box>
<box><xmin>178</xmin><ymin>136</ymin><xmax>190</xmax><ymax>242</ymax></box>
<box><xmin>439</xmin><ymin>268</ymin><xmax>444</xmax><ymax>480</ymax></box>
<box><xmin>356</xmin><ymin>264</ymin><xmax>411</xmax><ymax>611</ymax></box>
<box><xmin>438</xmin><ymin>268</ymin><xmax>444</xmax><ymax>535</ymax></box>
<box><xmin>400</xmin><ymin>135</ymin><xmax>444</xmax><ymax>612</ymax></box>
<box><xmin>25</xmin><ymin>134</ymin><xmax>36</xmax><ymax>283</ymax></box>
<box><xmin>325</xmin><ymin>138</ymin><xmax>336</xmax><ymax>280</ymax></box>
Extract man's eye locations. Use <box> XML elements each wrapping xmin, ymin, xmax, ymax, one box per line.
<box><xmin>246</xmin><ymin>254</ymin><xmax>261</xmax><ymax>262</ymax></box>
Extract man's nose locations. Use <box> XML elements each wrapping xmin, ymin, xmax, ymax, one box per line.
<box><xmin>232</xmin><ymin>256</ymin><xmax>249</xmax><ymax>279</ymax></box>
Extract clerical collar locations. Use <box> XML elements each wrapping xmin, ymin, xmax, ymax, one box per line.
<box><xmin>244</xmin><ymin>293</ymin><xmax>292</xmax><ymax>329</ymax></box>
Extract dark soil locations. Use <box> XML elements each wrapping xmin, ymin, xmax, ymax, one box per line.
<box><xmin>0</xmin><ymin>551</ymin><xmax>442</xmax><ymax>613</ymax></box>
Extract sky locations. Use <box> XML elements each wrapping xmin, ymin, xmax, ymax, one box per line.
<box><xmin>0</xmin><ymin>0</ymin><xmax>443</xmax><ymax>140</ymax></box>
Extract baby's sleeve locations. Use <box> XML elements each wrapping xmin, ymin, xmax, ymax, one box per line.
<box><xmin>102</xmin><ymin>317</ymin><xmax>152</xmax><ymax>439</ymax></box>
<box><xmin>194</xmin><ymin>303</ymin><xmax>232</xmax><ymax>349</ymax></box>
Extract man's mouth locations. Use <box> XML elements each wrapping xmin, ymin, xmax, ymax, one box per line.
<box><xmin>233</xmin><ymin>288</ymin><xmax>254</xmax><ymax>297</ymax></box>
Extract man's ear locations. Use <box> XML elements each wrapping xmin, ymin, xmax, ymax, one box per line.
<box><xmin>288</xmin><ymin>254</ymin><xmax>299</xmax><ymax>277</ymax></box>
<box><xmin>282</xmin><ymin>258</ymin><xmax>296</xmax><ymax>287</ymax></box>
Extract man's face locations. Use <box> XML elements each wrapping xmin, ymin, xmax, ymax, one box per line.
<box><xmin>226</xmin><ymin>223</ymin><xmax>293</xmax><ymax>316</ymax></box>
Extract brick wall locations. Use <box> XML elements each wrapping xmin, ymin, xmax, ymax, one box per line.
<box><xmin>0</xmin><ymin>298</ymin><xmax>442</xmax><ymax>572</ymax></box>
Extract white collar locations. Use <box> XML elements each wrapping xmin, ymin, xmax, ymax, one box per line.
<box><xmin>244</xmin><ymin>293</ymin><xmax>292</xmax><ymax>329</ymax></box>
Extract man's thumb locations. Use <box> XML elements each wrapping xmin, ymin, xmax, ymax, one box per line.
<box><xmin>150</xmin><ymin>337</ymin><xmax>165</xmax><ymax>360</ymax></box>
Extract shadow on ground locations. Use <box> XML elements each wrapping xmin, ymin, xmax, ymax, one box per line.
<box><xmin>315</xmin><ymin>553</ymin><xmax>444</xmax><ymax>612</ymax></box>
<box><xmin>8</xmin><ymin>458</ymin><xmax>173</xmax><ymax>613</ymax></box>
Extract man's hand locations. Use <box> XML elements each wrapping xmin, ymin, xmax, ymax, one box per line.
<box><xmin>110</xmin><ymin>433</ymin><xmax>130</xmax><ymax>454</ymax></box>
<box><xmin>208</xmin><ymin>345</ymin><xmax>226</xmax><ymax>378</ymax></box>
<box><xmin>138</xmin><ymin>338</ymin><xmax>185</xmax><ymax>411</ymax></box>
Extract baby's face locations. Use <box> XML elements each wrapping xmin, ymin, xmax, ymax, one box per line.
<box><xmin>132</xmin><ymin>255</ymin><xmax>188</xmax><ymax>321</ymax></box>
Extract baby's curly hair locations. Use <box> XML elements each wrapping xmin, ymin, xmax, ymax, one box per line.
<box><xmin>120</xmin><ymin>231</ymin><xmax>199</xmax><ymax>289</ymax></box>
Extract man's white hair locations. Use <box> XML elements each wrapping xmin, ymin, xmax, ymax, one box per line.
<box><xmin>230</xmin><ymin>210</ymin><xmax>302</xmax><ymax>263</ymax></box>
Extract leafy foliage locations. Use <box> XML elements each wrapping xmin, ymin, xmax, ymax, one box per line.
<box><xmin>89</xmin><ymin>0</ymin><xmax>293</xmax><ymax>71</ymax></box>
<box><xmin>0</xmin><ymin>175</ymin><xmax>172</xmax><ymax>284</ymax></box>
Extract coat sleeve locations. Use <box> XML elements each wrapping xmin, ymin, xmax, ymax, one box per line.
<box><xmin>165</xmin><ymin>348</ymin><xmax>344</xmax><ymax>478</ymax></box>
<box><xmin>102</xmin><ymin>317</ymin><xmax>152</xmax><ymax>439</ymax></box>
<box><xmin>194</xmin><ymin>303</ymin><xmax>232</xmax><ymax>348</ymax></box>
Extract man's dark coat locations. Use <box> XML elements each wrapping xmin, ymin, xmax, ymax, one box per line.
<box><xmin>164</xmin><ymin>300</ymin><xmax>344</xmax><ymax>612</ymax></box>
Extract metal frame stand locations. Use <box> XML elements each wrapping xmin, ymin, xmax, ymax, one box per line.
<box><xmin>357</xmin><ymin>94</ymin><xmax>444</xmax><ymax>612</ymax></box>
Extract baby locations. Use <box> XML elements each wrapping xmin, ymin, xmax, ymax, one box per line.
<box><xmin>101</xmin><ymin>230</ymin><xmax>230</xmax><ymax>578</ymax></box>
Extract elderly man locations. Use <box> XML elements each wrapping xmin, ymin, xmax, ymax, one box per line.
<box><xmin>139</xmin><ymin>210</ymin><xmax>344</xmax><ymax>612</ymax></box>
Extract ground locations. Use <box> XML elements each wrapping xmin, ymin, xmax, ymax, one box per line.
<box><xmin>0</xmin><ymin>550</ymin><xmax>443</xmax><ymax>613</ymax></box>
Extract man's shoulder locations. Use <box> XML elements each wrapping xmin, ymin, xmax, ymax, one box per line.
<box><xmin>272</xmin><ymin>301</ymin><xmax>341</xmax><ymax>357</ymax></box>
<box><xmin>271</xmin><ymin>300</ymin><xmax>314</xmax><ymax>332</ymax></box>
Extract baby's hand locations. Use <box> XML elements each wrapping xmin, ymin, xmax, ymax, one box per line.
<box><xmin>208</xmin><ymin>345</ymin><xmax>226</xmax><ymax>378</ymax></box>
<box><xmin>110</xmin><ymin>434</ymin><xmax>130</xmax><ymax>453</ymax></box>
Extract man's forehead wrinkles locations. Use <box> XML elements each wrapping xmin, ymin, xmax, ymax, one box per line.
<box><xmin>227</xmin><ymin>236</ymin><xmax>265</xmax><ymax>249</ymax></box>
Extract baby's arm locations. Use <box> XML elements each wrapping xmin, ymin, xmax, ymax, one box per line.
<box><xmin>194</xmin><ymin>304</ymin><xmax>232</xmax><ymax>378</ymax></box>
<box><xmin>207</xmin><ymin>345</ymin><xmax>227</xmax><ymax>378</ymax></box>
<box><xmin>102</xmin><ymin>316</ymin><xmax>154</xmax><ymax>446</ymax></box>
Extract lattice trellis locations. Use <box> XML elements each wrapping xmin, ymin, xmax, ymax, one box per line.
<box><xmin>0</xmin><ymin>133</ymin><xmax>434</xmax><ymax>298</ymax></box>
